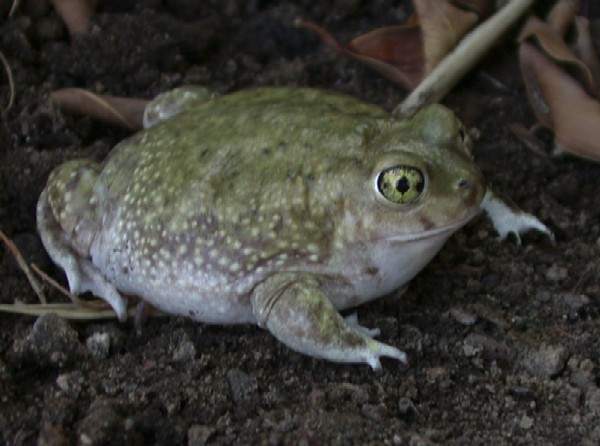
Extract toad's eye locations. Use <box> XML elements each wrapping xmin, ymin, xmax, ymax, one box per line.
<box><xmin>376</xmin><ymin>165</ymin><xmax>425</xmax><ymax>204</ymax></box>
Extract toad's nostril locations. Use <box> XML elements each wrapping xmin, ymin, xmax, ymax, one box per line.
<box><xmin>457</xmin><ymin>178</ymin><xmax>470</xmax><ymax>189</ymax></box>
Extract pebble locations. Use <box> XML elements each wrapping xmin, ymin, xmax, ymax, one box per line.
<box><xmin>85</xmin><ymin>332</ymin><xmax>111</xmax><ymax>360</ymax></box>
<box><xmin>172</xmin><ymin>333</ymin><xmax>197</xmax><ymax>362</ymax></box>
<box><xmin>77</xmin><ymin>398</ymin><xmax>121</xmax><ymax>445</ymax></box>
<box><xmin>449</xmin><ymin>307</ymin><xmax>477</xmax><ymax>326</ymax></box>
<box><xmin>226</xmin><ymin>368</ymin><xmax>258</xmax><ymax>411</ymax></box>
<box><xmin>519</xmin><ymin>414</ymin><xmax>534</xmax><ymax>429</ymax></box>
<box><xmin>55</xmin><ymin>371</ymin><xmax>85</xmax><ymax>396</ymax></box>
<box><xmin>187</xmin><ymin>424</ymin><xmax>216</xmax><ymax>446</ymax></box>
<box><xmin>545</xmin><ymin>265</ymin><xmax>568</xmax><ymax>281</ymax></box>
<box><xmin>12</xmin><ymin>314</ymin><xmax>82</xmax><ymax>368</ymax></box>
<box><xmin>558</xmin><ymin>293</ymin><xmax>590</xmax><ymax>313</ymax></box>
<box><xmin>463</xmin><ymin>333</ymin><xmax>511</xmax><ymax>362</ymax></box>
<box><xmin>398</xmin><ymin>397</ymin><xmax>417</xmax><ymax>417</ymax></box>
<box><xmin>523</xmin><ymin>344</ymin><xmax>569</xmax><ymax>378</ymax></box>
<box><xmin>585</xmin><ymin>387</ymin><xmax>600</xmax><ymax>417</ymax></box>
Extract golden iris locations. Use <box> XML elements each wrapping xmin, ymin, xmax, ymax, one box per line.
<box><xmin>377</xmin><ymin>166</ymin><xmax>425</xmax><ymax>204</ymax></box>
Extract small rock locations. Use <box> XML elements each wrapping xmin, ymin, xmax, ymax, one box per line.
<box><xmin>12</xmin><ymin>314</ymin><xmax>82</xmax><ymax>368</ymax></box>
<box><xmin>585</xmin><ymin>387</ymin><xmax>600</xmax><ymax>417</ymax></box>
<box><xmin>450</xmin><ymin>307</ymin><xmax>477</xmax><ymax>326</ymax></box>
<box><xmin>85</xmin><ymin>332</ymin><xmax>111</xmax><ymax>360</ymax></box>
<box><xmin>425</xmin><ymin>367</ymin><xmax>447</xmax><ymax>383</ymax></box>
<box><xmin>558</xmin><ymin>293</ymin><xmax>590</xmax><ymax>313</ymax></box>
<box><xmin>519</xmin><ymin>414</ymin><xmax>534</xmax><ymax>429</ymax></box>
<box><xmin>463</xmin><ymin>333</ymin><xmax>511</xmax><ymax>362</ymax></box>
<box><xmin>55</xmin><ymin>371</ymin><xmax>85</xmax><ymax>396</ymax></box>
<box><xmin>360</xmin><ymin>403</ymin><xmax>384</xmax><ymax>422</ymax></box>
<box><xmin>188</xmin><ymin>424</ymin><xmax>216</xmax><ymax>446</ymax></box>
<box><xmin>398</xmin><ymin>397</ymin><xmax>416</xmax><ymax>417</ymax></box>
<box><xmin>545</xmin><ymin>265</ymin><xmax>568</xmax><ymax>281</ymax></box>
<box><xmin>226</xmin><ymin>368</ymin><xmax>258</xmax><ymax>411</ymax></box>
<box><xmin>77</xmin><ymin>397</ymin><xmax>122</xmax><ymax>445</ymax></box>
<box><xmin>523</xmin><ymin>344</ymin><xmax>569</xmax><ymax>378</ymax></box>
<box><xmin>172</xmin><ymin>333</ymin><xmax>197</xmax><ymax>362</ymax></box>
<box><xmin>570</xmin><ymin>371</ymin><xmax>595</xmax><ymax>391</ymax></box>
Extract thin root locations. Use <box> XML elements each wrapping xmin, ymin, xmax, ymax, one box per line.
<box><xmin>0</xmin><ymin>50</ymin><xmax>15</xmax><ymax>112</ymax></box>
<box><xmin>8</xmin><ymin>0</ymin><xmax>21</xmax><ymax>17</ymax></box>
<box><xmin>30</xmin><ymin>263</ymin><xmax>83</xmax><ymax>305</ymax></box>
<box><xmin>0</xmin><ymin>229</ymin><xmax>46</xmax><ymax>303</ymax></box>
<box><xmin>0</xmin><ymin>302</ymin><xmax>138</xmax><ymax>320</ymax></box>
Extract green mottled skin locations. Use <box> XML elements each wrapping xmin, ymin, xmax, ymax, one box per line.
<box><xmin>38</xmin><ymin>87</ymin><xmax>485</xmax><ymax>369</ymax></box>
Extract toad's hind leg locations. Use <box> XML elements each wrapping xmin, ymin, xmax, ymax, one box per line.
<box><xmin>251</xmin><ymin>273</ymin><xmax>407</xmax><ymax>370</ymax></box>
<box><xmin>36</xmin><ymin>161</ymin><xmax>128</xmax><ymax>321</ymax></box>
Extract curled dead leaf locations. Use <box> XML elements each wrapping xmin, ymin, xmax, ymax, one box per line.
<box><xmin>546</xmin><ymin>0</ymin><xmax>580</xmax><ymax>36</ymax></box>
<box><xmin>49</xmin><ymin>0</ymin><xmax>97</xmax><ymax>35</ymax></box>
<box><xmin>50</xmin><ymin>88</ymin><xmax>148</xmax><ymax>131</ymax></box>
<box><xmin>518</xmin><ymin>0</ymin><xmax>600</xmax><ymax>162</ymax></box>
<box><xmin>298</xmin><ymin>0</ymin><xmax>493</xmax><ymax>89</ymax></box>
<box><xmin>297</xmin><ymin>20</ymin><xmax>424</xmax><ymax>88</ymax></box>
<box><xmin>572</xmin><ymin>17</ymin><xmax>600</xmax><ymax>95</ymax></box>
<box><xmin>519</xmin><ymin>15</ymin><xmax>596</xmax><ymax>96</ymax></box>
<box><xmin>520</xmin><ymin>42</ymin><xmax>600</xmax><ymax>162</ymax></box>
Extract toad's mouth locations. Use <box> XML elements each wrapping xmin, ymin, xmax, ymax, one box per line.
<box><xmin>381</xmin><ymin>208</ymin><xmax>481</xmax><ymax>244</ymax></box>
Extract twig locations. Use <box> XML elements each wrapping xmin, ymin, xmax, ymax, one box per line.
<box><xmin>30</xmin><ymin>263</ymin><xmax>83</xmax><ymax>305</ymax></box>
<box><xmin>50</xmin><ymin>88</ymin><xmax>148</xmax><ymax>130</ymax></box>
<box><xmin>395</xmin><ymin>0</ymin><xmax>538</xmax><ymax>117</ymax></box>
<box><xmin>8</xmin><ymin>0</ymin><xmax>21</xmax><ymax>17</ymax></box>
<box><xmin>0</xmin><ymin>302</ymin><xmax>139</xmax><ymax>320</ymax></box>
<box><xmin>0</xmin><ymin>50</ymin><xmax>15</xmax><ymax>112</ymax></box>
<box><xmin>0</xmin><ymin>229</ymin><xmax>46</xmax><ymax>303</ymax></box>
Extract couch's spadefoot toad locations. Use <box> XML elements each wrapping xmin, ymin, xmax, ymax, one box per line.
<box><xmin>38</xmin><ymin>87</ymin><xmax>486</xmax><ymax>369</ymax></box>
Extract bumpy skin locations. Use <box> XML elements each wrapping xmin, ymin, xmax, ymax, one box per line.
<box><xmin>38</xmin><ymin>87</ymin><xmax>485</xmax><ymax>369</ymax></box>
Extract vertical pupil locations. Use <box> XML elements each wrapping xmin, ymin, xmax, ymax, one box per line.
<box><xmin>395</xmin><ymin>176</ymin><xmax>410</xmax><ymax>194</ymax></box>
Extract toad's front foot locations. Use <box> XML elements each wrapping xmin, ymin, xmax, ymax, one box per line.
<box><xmin>481</xmin><ymin>189</ymin><xmax>555</xmax><ymax>244</ymax></box>
<box><xmin>251</xmin><ymin>273</ymin><xmax>407</xmax><ymax>370</ymax></box>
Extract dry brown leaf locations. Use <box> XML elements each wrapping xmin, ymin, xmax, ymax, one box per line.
<box><xmin>50</xmin><ymin>88</ymin><xmax>148</xmax><ymax>131</ymax></box>
<box><xmin>572</xmin><ymin>17</ymin><xmax>600</xmax><ymax>95</ymax></box>
<box><xmin>520</xmin><ymin>42</ymin><xmax>600</xmax><ymax>162</ymax></box>
<box><xmin>546</xmin><ymin>0</ymin><xmax>580</xmax><ymax>36</ymax></box>
<box><xmin>415</xmin><ymin>0</ymin><xmax>479</xmax><ymax>74</ymax></box>
<box><xmin>49</xmin><ymin>0</ymin><xmax>97</xmax><ymax>35</ymax></box>
<box><xmin>518</xmin><ymin>0</ymin><xmax>600</xmax><ymax>162</ymax></box>
<box><xmin>298</xmin><ymin>0</ymin><xmax>493</xmax><ymax>89</ymax></box>
<box><xmin>519</xmin><ymin>15</ymin><xmax>596</xmax><ymax>96</ymax></box>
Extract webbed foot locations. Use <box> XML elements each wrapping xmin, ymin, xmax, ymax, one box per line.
<box><xmin>481</xmin><ymin>189</ymin><xmax>555</xmax><ymax>244</ymax></box>
<box><xmin>251</xmin><ymin>273</ymin><xmax>407</xmax><ymax>370</ymax></box>
<box><xmin>37</xmin><ymin>189</ymin><xmax>128</xmax><ymax>321</ymax></box>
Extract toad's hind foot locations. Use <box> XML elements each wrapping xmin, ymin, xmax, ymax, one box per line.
<box><xmin>37</xmin><ymin>189</ymin><xmax>128</xmax><ymax>321</ymax></box>
<box><xmin>251</xmin><ymin>273</ymin><xmax>407</xmax><ymax>370</ymax></box>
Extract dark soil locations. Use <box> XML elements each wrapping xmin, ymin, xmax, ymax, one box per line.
<box><xmin>1</xmin><ymin>1</ymin><xmax>600</xmax><ymax>445</ymax></box>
